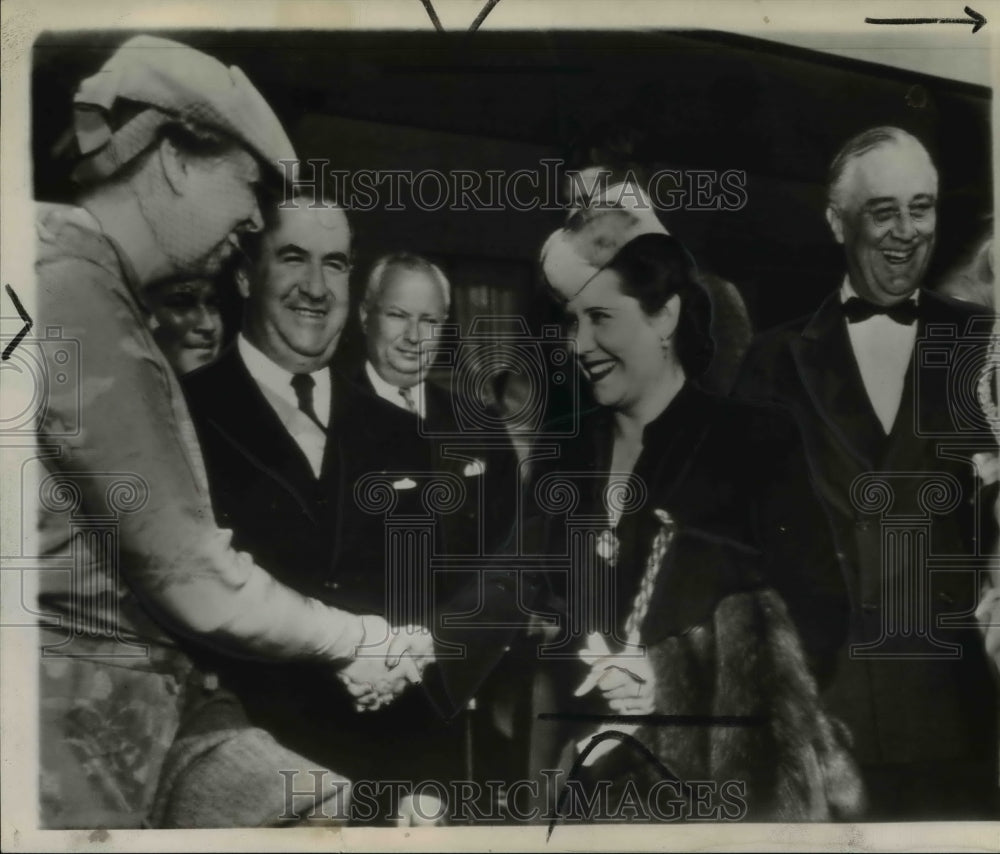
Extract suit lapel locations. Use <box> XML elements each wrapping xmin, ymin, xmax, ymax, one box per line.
<box><xmin>201</xmin><ymin>347</ymin><xmax>321</xmax><ymax>520</ymax></box>
<box><xmin>913</xmin><ymin>290</ymin><xmax>966</xmax><ymax>436</ymax></box>
<box><xmin>882</xmin><ymin>350</ymin><xmax>918</xmax><ymax>467</ymax></box>
<box><xmin>320</xmin><ymin>366</ymin><xmax>341</xmax><ymax>478</ymax></box>
<box><xmin>320</xmin><ymin>369</ymin><xmax>350</xmax><ymax>575</ymax></box>
<box><xmin>790</xmin><ymin>293</ymin><xmax>886</xmax><ymax>468</ymax></box>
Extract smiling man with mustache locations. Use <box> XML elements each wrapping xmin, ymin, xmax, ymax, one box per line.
<box><xmin>735</xmin><ymin>126</ymin><xmax>999</xmax><ymax>819</ymax></box>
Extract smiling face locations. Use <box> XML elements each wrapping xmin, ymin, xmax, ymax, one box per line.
<box><xmin>148</xmin><ymin>278</ymin><xmax>223</xmax><ymax>375</ymax></box>
<box><xmin>827</xmin><ymin>139</ymin><xmax>938</xmax><ymax>304</ymax></box>
<box><xmin>238</xmin><ymin>204</ymin><xmax>352</xmax><ymax>373</ymax></box>
<box><xmin>360</xmin><ymin>266</ymin><xmax>448</xmax><ymax>389</ymax></box>
<box><xmin>562</xmin><ymin>268</ymin><xmax>677</xmax><ymax>415</ymax></box>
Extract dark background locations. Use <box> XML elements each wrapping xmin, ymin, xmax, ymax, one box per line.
<box><xmin>32</xmin><ymin>28</ymin><xmax>992</xmax><ymax>351</ymax></box>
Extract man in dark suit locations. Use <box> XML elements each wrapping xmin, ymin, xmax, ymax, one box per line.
<box><xmin>174</xmin><ymin>196</ymin><xmax>456</xmax><ymax>825</ymax></box>
<box><xmin>354</xmin><ymin>253</ymin><xmax>521</xmax><ymax>589</ymax></box>
<box><xmin>352</xmin><ymin>253</ymin><xmax>531</xmax><ymax>779</ymax></box>
<box><xmin>735</xmin><ymin>126</ymin><xmax>998</xmax><ymax>819</ymax></box>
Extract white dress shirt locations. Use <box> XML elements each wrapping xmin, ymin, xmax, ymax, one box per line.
<box><xmin>365</xmin><ymin>361</ymin><xmax>426</xmax><ymax>419</ymax></box>
<box><xmin>238</xmin><ymin>334</ymin><xmax>330</xmax><ymax>477</ymax></box>
<box><xmin>840</xmin><ymin>278</ymin><xmax>919</xmax><ymax>435</ymax></box>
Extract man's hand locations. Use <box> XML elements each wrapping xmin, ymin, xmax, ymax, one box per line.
<box><xmin>386</xmin><ymin>624</ymin><xmax>435</xmax><ymax>672</ymax></box>
<box><xmin>337</xmin><ymin>619</ymin><xmax>436</xmax><ymax>712</ymax></box>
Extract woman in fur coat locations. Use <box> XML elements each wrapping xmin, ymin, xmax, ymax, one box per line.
<box><xmin>529</xmin><ymin>201</ymin><xmax>863</xmax><ymax>822</ymax></box>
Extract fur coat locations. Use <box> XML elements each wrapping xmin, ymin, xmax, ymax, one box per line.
<box><xmin>573</xmin><ymin>587</ymin><xmax>864</xmax><ymax>822</ymax></box>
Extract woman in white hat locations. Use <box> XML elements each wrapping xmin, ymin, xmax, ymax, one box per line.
<box><xmin>530</xmin><ymin>205</ymin><xmax>861</xmax><ymax>821</ymax></box>
<box><xmin>34</xmin><ymin>36</ymin><xmax>415</xmax><ymax>828</ymax></box>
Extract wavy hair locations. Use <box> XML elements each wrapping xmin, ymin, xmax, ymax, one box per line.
<box><xmin>604</xmin><ymin>233</ymin><xmax>715</xmax><ymax>378</ymax></box>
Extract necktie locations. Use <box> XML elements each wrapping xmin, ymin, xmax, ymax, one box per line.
<box><xmin>398</xmin><ymin>385</ymin><xmax>418</xmax><ymax>415</ymax></box>
<box><xmin>842</xmin><ymin>296</ymin><xmax>920</xmax><ymax>325</ymax></box>
<box><xmin>291</xmin><ymin>373</ymin><xmax>325</xmax><ymax>430</ymax></box>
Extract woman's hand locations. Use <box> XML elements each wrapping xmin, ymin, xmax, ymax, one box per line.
<box><xmin>574</xmin><ymin>635</ymin><xmax>656</xmax><ymax>716</ymax></box>
<box><xmin>339</xmin><ymin>664</ymin><xmax>407</xmax><ymax>712</ymax></box>
<box><xmin>598</xmin><ymin>666</ymin><xmax>655</xmax><ymax>715</ymax></box>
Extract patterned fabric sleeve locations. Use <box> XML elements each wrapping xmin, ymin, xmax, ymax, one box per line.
<box><xmin>35</xmin><ymin>218</ymin><xmax>366</xmax><ymax>663</ymax></box>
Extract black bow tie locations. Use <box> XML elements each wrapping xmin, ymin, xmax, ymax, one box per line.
<box><xmin>842</xmin><ymin>296</ymin><xmax>920</xmax><ymax>325</ymax></box>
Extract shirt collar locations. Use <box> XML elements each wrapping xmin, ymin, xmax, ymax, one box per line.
<box><xmin>238</xmin><ymin>333</ymin><xmax>330</xmax><ymax>406</ymax></box>
<box><xmin>365</xmin><ymin>361</ymin><xmax>425</xmax><ymax>418</ymax></box>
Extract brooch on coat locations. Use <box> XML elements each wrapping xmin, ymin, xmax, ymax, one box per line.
<box><xmin>462</xmin><ymin>458</ymin><xmax>486</xmax><ymax>478</ymax></box>
<box><xmin>595</xmin><ymin>528</ymin><xmax>620</xmax><ymax>564</ymax></box>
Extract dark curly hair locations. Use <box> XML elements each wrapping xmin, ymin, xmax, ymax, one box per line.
<box><xmin>604</xmin><ymin>233</ymin><xmax>715</xmax><ymax>378</ymax></box>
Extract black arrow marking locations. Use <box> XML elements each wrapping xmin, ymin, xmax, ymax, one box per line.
<box><xmin>469</xmin><ymin>0</ymin><xmax>503</xmax><ymax>32</ymax></box>
<box><xmin>419</xmin><ymin>0</ymin><xmax>444</xmax><ymax>32</ymax></box>
<box><xmin>542</xmin><ymin>712</ymin><xmax>765</xmax><ymax>837</ymax></box>
<box><xmin>546</xmin><ymin>729</ymin><xmax>691</xmax><ymax>840</ymax></box>
<box><xmin>418</xmin><ymin>0</ymin><xmax>504</xmax><ymax>33</ymax></box>
<box><xmin>866</xmin><ymin>5</ymin><xmax>987</xmax><ymax>32</ymax></box>
<box><xmin>2</xmin><ymin>284</ymin><xmax>33</xmax><ymax>361</ymax></box>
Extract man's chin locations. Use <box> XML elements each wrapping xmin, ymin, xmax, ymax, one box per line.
<box><xmin>386</xmin><ymin>365</ymin><xmax>424</xmax><ymax>385</ymax></box>
<box><xmin>876</xmin><ymin>257</ymin><xmax>930</xmax><ymax>296</ymax></box>
<box><xmin>878</xmin><ymin>274</ymin><xmax>922</xmax><ymax>298</ymax></box>
<box><xmin>390</xmin><ymin>359</ymin><xmax>422</xmax><ymax>375</ymax></box>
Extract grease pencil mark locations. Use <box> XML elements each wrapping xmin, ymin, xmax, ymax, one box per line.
<box><xmin>2</xmin><ymin>284</ymin><xmax>33</xmax><ymax>361</ymax></box>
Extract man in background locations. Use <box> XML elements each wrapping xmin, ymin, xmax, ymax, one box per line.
<box><xmin>351</xmin><ymin>253</ymin><xmax>533</xmax><ymax>792</ymax></box>
<box><xmin>354</xmin><ymin>253</ymin><xmax>520</xmax><ymax>569</ymax></box>
<box><xmin>735</xmin><ymin>126</ymin><xmax>998</xmax><ymax>819</ymax></box>
<box><xmin>157</xmin><ymin>195</ymin><xmax>437</xmax><ymax>827</ymax></box>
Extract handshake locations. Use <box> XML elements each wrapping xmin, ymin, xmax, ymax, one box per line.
<box><xmin>338</xmin><ymin>615</ymin><xmax>436</xmax><ymax>712</ymax></box>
